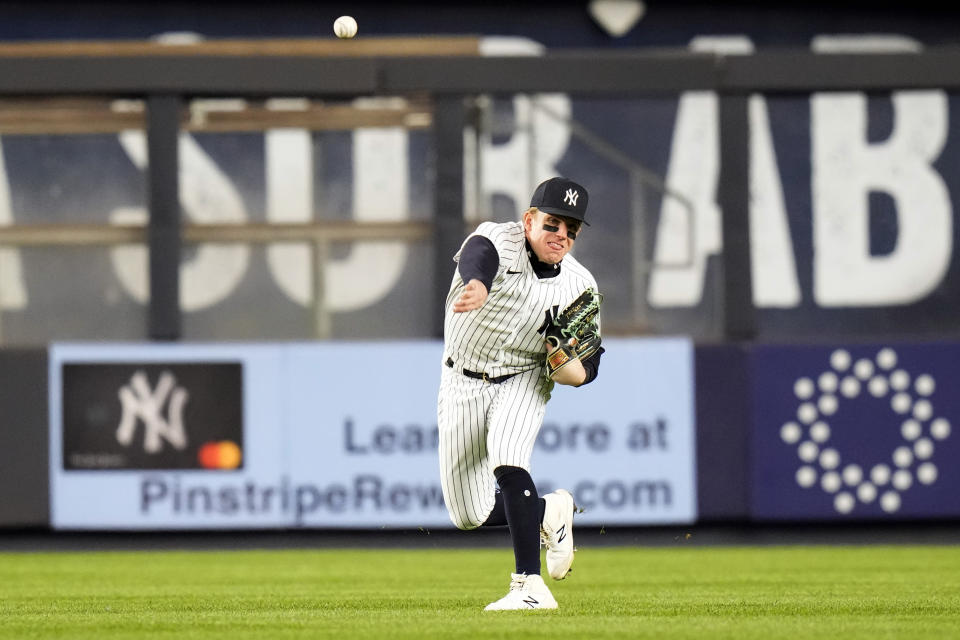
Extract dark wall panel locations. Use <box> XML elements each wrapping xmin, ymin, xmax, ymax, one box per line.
<box><xmin>695</xmin><ymin>343</ymin><xmax>750</xmax><ymax>520</ymax></box>
<box><xmin>0</xmin><ymin>349</ymin><xmax>49</xmax><ymax>526</ymax></box>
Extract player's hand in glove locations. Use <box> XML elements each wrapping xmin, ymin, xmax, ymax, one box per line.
<box><xmin>544</xmin><ymin>337</ymin><xmax>587</xmax><ymax>386</ymax></box>
<box><xmin>539</xmin><ymin>288</ymin><xmax>603</xmax><ymax>385</ymax></box>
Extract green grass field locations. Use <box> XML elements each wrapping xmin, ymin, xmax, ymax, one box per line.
<box><xmin>2</xmin><ymin>544</ymin><xmax>959</xmax><ymax>639</ymax></box>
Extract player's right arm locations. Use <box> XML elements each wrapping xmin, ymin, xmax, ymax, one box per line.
<box><xmin>452</xmin><ymin>235</ymin><xmax>499</xmax><ymax>313</ymax></box>
<box><xmin>453</xmin><ymin>279</ymin><xmax>488</xmax><ymax>312</ymax></box>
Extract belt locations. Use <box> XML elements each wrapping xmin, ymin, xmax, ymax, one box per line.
<box><xmin>445</xmin><ymin>358</ymin><xmax>519</xmax><ymax>384</ymax></box>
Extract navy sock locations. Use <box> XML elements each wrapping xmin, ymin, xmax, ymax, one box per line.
<box><xmin>481</xmin><ymin>491</ymin><xmax>508</xmax><ymax>527</ymax></box>
<box><xmin>482</xmin><ymin>490</ymin><xmax>544</xmax><ymax>528</ymax></box>
<box><xmin>493</xmin><ymin>465</ymin><xmax>541</xmax><ymax>575</ymax></box>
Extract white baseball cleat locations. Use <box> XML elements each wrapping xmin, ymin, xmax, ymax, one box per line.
<box><xmin>483</xmin><ymin>573</ymin><xmax>558</xmax><ymax>611</ymax></box>
<box><xmin>540</xmin><ymin>488</ymin><xmax>576</xmax><ymax>580</ymax></box>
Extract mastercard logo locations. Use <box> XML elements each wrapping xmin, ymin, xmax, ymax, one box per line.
<box><xmin>198</xmin><ymin>440</ymin><xmax>242</xmax><ymax>469</ymax></box>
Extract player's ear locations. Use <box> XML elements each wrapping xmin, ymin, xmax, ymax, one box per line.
<box><xmin>522</xmin><ymin>208</ymin><xmax>535</xmax><ymax>232</ymax></box>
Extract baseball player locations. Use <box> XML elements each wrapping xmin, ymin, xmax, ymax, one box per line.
<box><xmin>437</xmin><ymin>177</ymin><xmax>605</xmax><ymax>611</ymax></box>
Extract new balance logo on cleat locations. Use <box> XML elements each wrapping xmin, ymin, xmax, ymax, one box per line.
<box><xmin>541</xmin><ymin>489</ymin><xmax>577</xmax><ymax>580</ymax></box>
<box><xmin>484</xmin><ymin>573</ymin><xmax>558</xmax><ymax>611</ymax></box>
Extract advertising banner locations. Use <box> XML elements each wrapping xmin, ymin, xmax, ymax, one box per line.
<box><xmin>750</xmin><ymin>342</ymin><xmax>960</xmax><ymax>520</ymax></box>
<box><xmin>50</xmin><ymin>343</ymin><xmax>287</xmax><ymax>529</ymax></box>
<box><xmin>62</xmin><ymin>363</ymin><xmax>243</xmax><ymax>471</ymax></box>
<box><xmin>49</xmin><ymin>338</ymin><xmax>695</xmax><ymax>529</ymax></box>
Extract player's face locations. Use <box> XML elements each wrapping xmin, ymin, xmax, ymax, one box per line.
<box><xmin>524</xmin><ymin>210</ymin><xmax>581</xmax><ymax>264</ymax></box>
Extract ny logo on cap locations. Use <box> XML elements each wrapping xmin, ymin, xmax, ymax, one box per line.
<box><xmin>563</xmin><ymin>189</ymin><xmax>579</xmax><ymax>206</ymax></box>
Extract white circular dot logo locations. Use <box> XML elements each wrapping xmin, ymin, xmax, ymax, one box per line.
<box><xmin>810</xmin><ymin>421</ymin><xmax>830</xmax><ymax>443</ymax></box>
<box><xmin>914</xmin><ymin>438</ymin><xmax>933</xmax><ymax>459</ymax></box>
<box><xmin>818</xmin><ymin>395</ymin><xmax>838</xmax><ymax>415</ymax></box>
<box><xmin>834</xmin><ymin>492</ymin><xmax>855</xmax><ymax>514</ymax></box>
<box><xmin>798</xmin><ymin>403</ymin><xmax>818</xmax><ymax>424</ymax></box>
<box><xmin>891</xmin><ymin>393</ymin><xmax>912</xmax><ymax>414</ymax></box>
<box><xmin>781</xmin><ymin>422</ymin><xmax>802</xmax><ymax>444</ymax></box>
<box><xmin>819</xmin><ymin>448</ymin><xmax>840</xmax><ymax>470</ymax></box>
<box><xmin>901</xmin><ymin>419</ymin><xmax>922</xmax><ymax>440</ymax></box>
<box><xmin>785</xmin><ymin>347</ymin><xmax>950</xmax><ymax>515</ymax></box>
<box><xmin>889</xmin><ymin>370</ymin><xmax>910</xmax><ymax>391</ymax></box>
<box><xmin>931</xmin><ymin>418</ymin><xmax>951</xmax><ymax>440</ymax></box>
<box><xmin>868</xmin><ymin>377</ymin><xmax>889</xmax><ymax>398</ymax></box>
<box><xmin>871</xmin><ymin>464</ymin><xmax>891</xmax><ymax>486</ymax></box>
<box><xmin>842</xmin><ymin>464</ymin><xmax>862</xmax><ymax>486</ymax></box>
<box><xmin>798</xmin><ymin>441</ymin><xmax>819</xmax><ymax>462</ymax></box>
<box><xmin>915</xmin><ymin>375</ymin><xmax>935</xmax><ymax>396</ymax></box>
<box><xmin>821</xmin><ymin>472</ymin><xmax>841</xmax><ymax>493</ymax></box>
<box><xmin>881</xmin><ymin>491</ymin><xmax>901</xmax><ymax>513</ymax></box>
<box><xmin>877</xmin><ymin>348</ymin><xmax>897</xmax><ymax>370</ymax></box>
<box><xmin>917</xmin><ymin>463</ymin><xmax>938</xmax><ymax>485</ymax></box>
<box><xmin>796</xmin><ymin>466</ymin><xmax>817</xmax><ymax>488</ymax></box>
<box><xmin>893</xmin><ymin>446</ymin><xmax>913</xmax><ymax>468</ymax></box>
<box><xmin>831</xmin><ymin>350</ymin><xmax>851</xmax><ymax>371</ymax></box>
<box><xmin>854</xmin><ymin>359</ymin><xmax>874</xmax><ymax>380</ymax></box>
<box><xmin>819</xmin><ymin>372</ymin><xmax>838</xmax><ymax>394</ymax></box>
<box><xmin>795</xmin><ymin>378</ymin><xmax>814</xmax><ymax>400</ymax></box>
<box><xmin>892</xmin><ymin>470</ymin><xmax>913</xmax><ymax>491</ymax></box>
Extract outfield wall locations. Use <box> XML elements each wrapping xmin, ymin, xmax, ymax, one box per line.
<box><xmin>0</xmin><ymin>338</ymin><xmax>956</xmax><ymax>530</ymax></box>
<box><xmin>748</xmin><ymin>342</ymin><xmax>960</xmax><ymax>521</ymax></box>
<box><xmin>0</xmin><ymin>349</ymin><xmax>48</xmax><ymax>526</ymax></box>
<box><xmin>44</xmin><ymin>340</ymin><xmax>695</xmax><ymax>530</ymax></box>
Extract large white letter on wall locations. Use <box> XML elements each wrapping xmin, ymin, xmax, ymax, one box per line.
<box><xmin>812</xmin><ymin>35</ymin><xmax>952</xmax><ymax>306</ymax></box>
<box><xmin>265</xmin><ymin>98</ymin><xmax>409</xmax><ymax>312</ymax></box>
<box><xmin>474</xmin><ymin>37</ymin><xmax>572</xmax><ymax>219</ymax></box>
<box><xmin>0</xmin><ymin>138</ymin><xmax>27</xmax><ymax>311</ymax></box>
<box><xmin>649</xmin><ymin>36</ymin><xmax>800</xmax><ymax>308</ymax></box>
<box><xmin>264</xmin><ymin>123</ymin><xmax>314</xmax><ymax>307</ymax></box>
<box><xmin>110</xmin><ymin>131</ymin><xmax>250</xmax><ymax>311</ymax></box>
<box><xmin>812</xmin><ymin>92</ymin><xmax>951</xmax><ymax>306</ymax></box>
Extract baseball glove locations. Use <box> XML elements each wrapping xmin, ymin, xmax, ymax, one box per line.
<box><xmin>541</xmin><ymin>287</ymin><xmax>603</xmax><ymax>378</ymax></box>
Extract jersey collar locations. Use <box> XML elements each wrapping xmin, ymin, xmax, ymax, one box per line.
<box><xmin>524</xmin><ymin>240</ymin><xmax>561</xmax><ymax>279</ymax></box>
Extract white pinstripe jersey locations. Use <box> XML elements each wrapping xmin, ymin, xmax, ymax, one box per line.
<box><xmin>443</xmin><ymin>221</ymin><xmax>599</xmax><ymax>379</ymax></box>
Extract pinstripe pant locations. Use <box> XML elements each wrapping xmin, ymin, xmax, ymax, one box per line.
<box><xmin>437</xmin><ymin>365</ymin><xmax>553</xmax><ymax>530</ymax></box>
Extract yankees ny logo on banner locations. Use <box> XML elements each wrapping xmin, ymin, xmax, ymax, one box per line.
<box><xmin>563</xmin><ymin>189</ymin><xmax>579</xmax><ymax>206</ymax></box>
<box><xmin>116</xmin><ymin>370</ymin><xmax>189</xmax><ymax>454</ymax></box>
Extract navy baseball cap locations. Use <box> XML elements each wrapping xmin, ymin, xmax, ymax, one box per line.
<box><xmin>529</xmin><ymin>177</ymin><xmax>590</xmax><ymax>225</ymax></box>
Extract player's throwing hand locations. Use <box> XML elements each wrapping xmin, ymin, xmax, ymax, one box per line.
<box><xmin>452</xmin><ymin>279</ymin><xmax>488</xmax><ymax>313</ymax></box>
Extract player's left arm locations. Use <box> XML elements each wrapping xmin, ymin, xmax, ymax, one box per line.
<box><xmin>546</xmin><ymin>340</ymin><xmax>604</xmax><ymax>386</ymax></box>
<box><xmin>578</xmin><ymin>345</ymin><xmax>604</xmax><ymax>385</ymax></box>
<box><xmin>576</xmin><ymin>281</ymin><xmax>604</xmax><ymax>385</ymax></box>
<box><xmin>543</xmin><ymin>284</ymin><xmax>604</xmax><ymax>386</ymax></box>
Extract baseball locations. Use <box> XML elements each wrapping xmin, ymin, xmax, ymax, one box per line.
<box><xmin>333</xmin><ymin>15</ymin><xmax>358</xmax><ymax>39</ymax></box>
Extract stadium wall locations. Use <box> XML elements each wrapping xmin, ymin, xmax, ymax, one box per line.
<box><xmin>1</xmin><ymin>339</ymin><xmax>957</xmax><ymax>530</ymax></box>
<box><xmin>0</xmin><ymin>348</ymin><xmax>48</xmax><ymax>526</ymax></box>
<box><xmin>2</xmin><ymin>4</ymin><xmax>960</xmax><ymax>530</ymax></box>
<box><xmin>5</xmin><ymin>17</ymin><xmax>960</xmax><ymax>344</ymax></box>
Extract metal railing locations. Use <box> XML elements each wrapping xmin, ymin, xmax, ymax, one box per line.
<box><xmin>0</xmin><ymin>220</ymin><xmax>433</xmax><ymax>341</ymax></box>
<box><xmin>528</xmin><ymin>98</ymin><xmax>697</xmax><ymax>330</ymax></box>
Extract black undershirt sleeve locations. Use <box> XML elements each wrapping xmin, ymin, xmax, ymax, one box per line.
<box><xmin>579</xmin><ymin>346</ymin><xmax>605</xmax><ymax>385</ymax></box>
<box><xmin>458</xmin><ymin>235</ymin><xmax>499</xmax><ymax>292</ymax></box>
